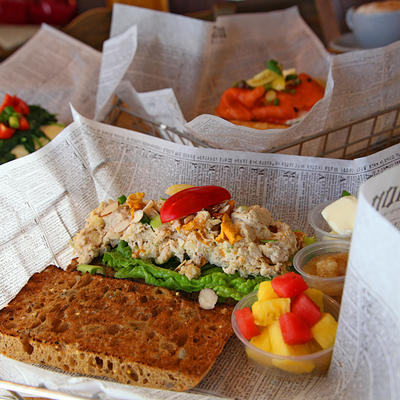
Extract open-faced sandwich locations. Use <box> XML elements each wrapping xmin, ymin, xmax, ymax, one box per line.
<box><xmin>0</xmin><ymin>93</ymin><xmax>64</xmax><ymax>164</ymax></box>
<box><xmin>0</xmin><ymin>184</ymin><xmax>308</xmax><ymax>392</ymax></box>
<box><xmin>216</xmin><ymin>59</ymin><xmax>325</xmax><ymax>129</ymax></box>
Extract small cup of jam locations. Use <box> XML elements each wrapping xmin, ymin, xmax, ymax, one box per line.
<box><xmin>293</xmin><ymin>240</ymin><xmax>350</xmax><ymax>302</ymax></box>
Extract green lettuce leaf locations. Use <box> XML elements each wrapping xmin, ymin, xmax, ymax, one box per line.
<box><xmin>102</xmin><ymin>241</ymin><xmax>269</xmax><ymax>301</ymax></box>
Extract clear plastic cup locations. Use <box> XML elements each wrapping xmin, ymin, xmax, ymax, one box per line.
<box><xmin>308</xmin><ymin>201</ymin><xmax>352</xmax><ymax>241</ymax></box>
<box><xmin>293</xmin><ymin>240</ymin><xmax>350</xmax><ymax>302</ymax></box>
<box><xmin>232</xmin><ymin>291</ymin><xmax>339</xmax><ymax>378</ymax></box>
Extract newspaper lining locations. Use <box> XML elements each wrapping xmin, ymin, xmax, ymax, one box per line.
<box><xmin>0</xmin><ymin>111</ymin><xmax>399</xmax><ymax>399</ymax></box>
<box><xmin>0</xmin><ymin>24</ymin><xmax>101</xmax><ymax>124</ymax></box>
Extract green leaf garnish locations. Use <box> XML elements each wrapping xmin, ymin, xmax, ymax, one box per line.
<box><xmin>102</xmin><ymin>241</ymin><xmax>270</xmax><ymax>301</ymax></box>
<box><xmin>266</xmin><ymin>59</ymin><xmax>283</xmax><ymax>76</ymax></box>
<box><xmin>341</xmin><ymin>190</ymin><xmax>352</xmax><ymax>197</ymax></box>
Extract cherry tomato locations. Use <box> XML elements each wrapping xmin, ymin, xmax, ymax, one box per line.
<box><xmin>0</xmin><ymin>123</ymin><xmax>16</xmax><ymax>139</ymax></box>
<box><xmin>234</xmin><ymin>307</ymin><xmax>260</xmax><ymax>340</ymax></box>
<box><xmin>160</xmin><ymin>185</ymin><xmax>231</xmax><ymax>223</ymax></box>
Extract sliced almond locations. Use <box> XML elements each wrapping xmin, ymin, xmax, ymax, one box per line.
<box><xmin>132</xmin><ymin>209</ymin><xmax>144</xmax><ymax>223</ymax></box>
<box><xmin>100</xmin><ymin>201</ymin><xmax>119</xmax><ymax>216</ymax></box>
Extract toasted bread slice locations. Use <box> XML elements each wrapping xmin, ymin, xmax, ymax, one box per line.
<box><xmin>0</xmin><ymin>265</ymin><xmax>233</xmax><ymax>391</ymax></box>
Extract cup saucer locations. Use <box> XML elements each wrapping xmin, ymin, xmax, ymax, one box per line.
<box><xmin>329</xmin><ymin>32</ymin><xmax>363</xmax><ymax>53</ymax></box>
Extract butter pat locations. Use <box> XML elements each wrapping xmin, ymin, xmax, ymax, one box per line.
<box><xmin>321</xmin><ymin>196</ymin><xmax>358</xmax><ymax>236</ymax></box>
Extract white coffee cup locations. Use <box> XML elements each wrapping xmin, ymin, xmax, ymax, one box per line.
<box><xmin>346</xmin><ymin>1</ymin><xmax>400</xmax><ymax>48</ymax></box>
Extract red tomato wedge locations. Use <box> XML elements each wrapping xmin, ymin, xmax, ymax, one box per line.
<box><xmin>291</xmin><ymin>293</ymin><xmax>322</xmax><ymax>326</ymax></box>
<box><xmin>0</xmin><ymin>123</ymin><xmax>15</xmax><ymax>139</ymax></box>
<box><xmin>18</xmin><ymin>115</ymin><xmax>30</xmax><ymax>131</ymax></box>
<box><xmin>271</xmin><ymin>272</ymin><xmax>308</xmax><ymax>298</ymax></box>
<box><xmin>0</xmin><ymin>94</ymin><xmax>30</xmax><ymax>115</ymax></box>
<box><xmin>279</xmin><ymin>312</ymin><xmax>312</xmax><ymax>344</ymax></box>
<box><xmin>160</xmin><ymin>185</ymin><xmax>231</xmax><ymax>223</ymax></box>
<box><xmin>234</xmin><ymin>307</ymin><xmax>260</xmax><ymax>340</ymax></box>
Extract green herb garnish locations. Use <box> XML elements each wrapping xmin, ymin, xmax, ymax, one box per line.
<box><xmin>118</xmin><ymin>195</ymin><xmax>127</xmax><ymax>204</ymax></box>
<box><xmin>285</xmin><ymin>73</ymin><xmax>298</xmax><ymax>81</ymax></box>
<box><xmin>341</xmin><ymin>190</ymin><xmax>352</xmax><ymax>197</ymax></box>
<box><xmin>273</xmin><ymin>98</ymin><xmax>280</xmax><ymax>106</ymax></box>
<box><xmin>266</xmin><ymin>59</ymin><xmax>283</xmax><ymax>76</ymax></box>
<box><xmin>140</xmin><ymin>214</ymin><xmax>151</xmax><ymax>225</ymax></box>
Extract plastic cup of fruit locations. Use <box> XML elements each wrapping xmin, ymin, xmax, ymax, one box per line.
<box><xmin>232</xmin><ymin>291</ymin><xmax>339</xmax><ymax>378</ymax></box>
<box><xmin>308</xmin><ymin>201</ymin><xmax>352</xmax><ymax>241</ymax></box>
<box><xmin>293</xmin><ymin>240</ymin><xmax>350</xmax><ymax>301</ymax></box>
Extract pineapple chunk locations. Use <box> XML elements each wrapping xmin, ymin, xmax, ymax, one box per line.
<box><xmin>268</xmin><ymin>321</ymin><xmax>315</xmax><ymax>373</ymax></box>
<box><xmin>311</xmin><ymin>313</ymin><xmax>338</xmax><ymax>349</ymax></box>
<box><xmin>304</xmin><ymin>288</ymin><xmax>324</xmax><ymax>312</ymax></box>
<box><xmin>252</xmin><ymin>298</ymin><xmax>290</xmax><ymax>326</ymax></box>
<box><xmin>250</xmin><ymin>326</ymin><xmax>271</xmax><ymax>352</ymax></box>
<box><xmin>307</xmin><ymin>338</ymin><xmax>323</xmax><ymax>353</ymax></box>
<box><xmin>257</xmin><ymin>280</ymin><xmax>278</xmax><ymax>301</ymax></box>
<box><xmin>247</xmin><ymin>327</ymin><xmax>273</xmax><ymax>367</ymax></box>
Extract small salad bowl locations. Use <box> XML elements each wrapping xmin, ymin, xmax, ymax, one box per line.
<box><xmin>231</xmin><ymin>291</ymin><xmax>339</xmax><ymax>378</ymax></box>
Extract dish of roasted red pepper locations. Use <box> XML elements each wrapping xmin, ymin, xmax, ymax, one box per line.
<box><xmin>216</xmin><ymin>59</ymin><xmax>325</xmax><ymax>127</ymax></box>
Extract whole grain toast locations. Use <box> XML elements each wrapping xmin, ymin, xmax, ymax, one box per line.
<box><xmin>0</xmin><ymin>264</ymin><xmax>233</xmax><ymax>391</ymax></box>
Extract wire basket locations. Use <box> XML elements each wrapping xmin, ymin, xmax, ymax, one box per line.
<box><xmin>104</xmin><ymin>99</ymin><xmax>400</xmax><ymax>159</ymax></box>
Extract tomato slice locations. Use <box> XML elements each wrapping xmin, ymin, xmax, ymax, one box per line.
<box><xmin>279</xmin><ymin>312</ymin><xmax>312</xmax><ymax>344</ymax></box>
<box><xmin>160</xmin><ymin>185</ymin><xmax>231</xmax><ymax>223</ymax></box>
<box><xmin>271</xmin><ymin>272</ymin><xmax>308</xmax><ymax>298</ymax></box>
<box><xmin>234</xmin><ymin>307</ymin><xmax>260</xmax><ymax>340</ymax></box>
<box><xmin>0</xmin><ymin>123</ymin><xmax>16</xmax><ymax>139</ymax></box>
<box><xmin>18</xmin><ymin>115</ymin><xmax>30</xmax><ymax>131</ymax></box>
<box><xmin>291</xmin><ymin>293</ymin><xmax>322</xmax><ymax>326</ymax></box>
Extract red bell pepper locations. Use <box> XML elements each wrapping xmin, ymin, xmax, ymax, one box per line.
<box><xmin>29</xmin><ymin>0</ymin><xmax>77</xmax><ymax>26</ymax></box>
<box><xmin>291</xmin><ymin>293</ymin><xmax>322</xmax><ymax>326</ymax></box>
<box><xmin>271</xmin><ymin>272</ymin><xmax>308</xmax><ymax>298</ymax></box>
<box><xmin>160</xmin><ymin>185</ymin><xmax>231</xmax><ymax>223</ymax></box>
<box><xmin>234</xmin><ymin>307</ymin><xmax>260</xmax><ymax>340</ymax></box>
<box><xmin>279</xmin><ymin>312</ymin><xmax>312</xmax><ymax>345</ymax></box>
<box><xmin>0</xmin><ymin>0</ymin><xmax>30</xmax><ymax>24</ymax></box>
<box><xmin>0</xmin><ymin>123</ymin><xmax>16</xmax><ymax>139</ymax></box>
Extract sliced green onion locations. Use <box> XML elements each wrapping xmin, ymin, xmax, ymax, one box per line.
<box><xmin>117</xmin><ymin>195</ymin><xmax>127</xmax><ymax>204</ymax></box>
